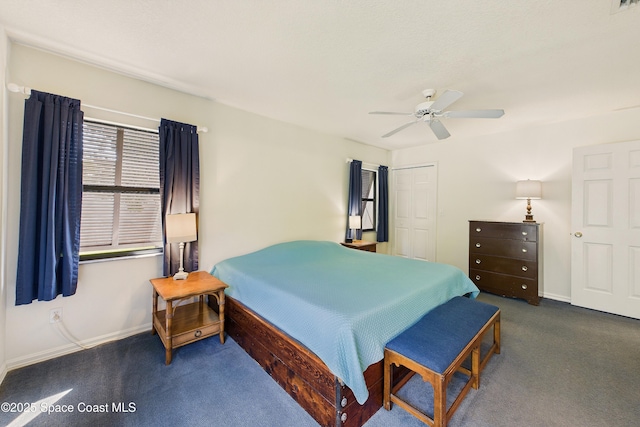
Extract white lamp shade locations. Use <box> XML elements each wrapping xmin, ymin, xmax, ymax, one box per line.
<box><xmin>516</xmin><ymin>180</ymin><xmax>542</xmax><ymax>200</ymax></box>
<box><xmin>349</xmin><ymin>215</ymin><xmax>362</xmax><ymax>230</ymax></box>
<box><xmin>165</xmin><ymin>213</ymin><xmax>197</xmax><ymax>244</ymax></box>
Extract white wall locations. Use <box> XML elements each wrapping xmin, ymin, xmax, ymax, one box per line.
<box><xmin>199</xmin><ymin>102</ymin><xmax>389</xmax><ymax>262</ymax></box>
<box><xmin>392</xmin><ymin>108</ymin><xmax>640</xmax><ymax>301</ymax></box>
<box><xmin>3</xmin><ymin>43</ymin><xmax>389</xmax><ymax>369</ymax></box>
<box><xmin>0</xmin><ymin>26</ymin><xmax>8</xmax><ymax>383</ymax></box>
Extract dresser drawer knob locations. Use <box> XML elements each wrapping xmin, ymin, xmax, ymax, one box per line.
<box><xmin>522</xmin><ymin>231</ymin><xmax>528</xmax><ymax>236</ymax></box>
<box><xmin>521</xmin><ymin>284</ymin><xmax>528</xmax><ymax>290</ymax></box>
<box><xmin>475</xmin><ymin>259</ymin><xmax>481</xmax><ymax>264</ymax></box>
<box><xmin>341</xmin><ymin>413</ymin><xmax>348</xmax><ymax>422</ymax></box>
<box><xmin>341</xmin><ymin>397</ymin><xmax>348</xmax><ymax>408</ymax></box>
<box><xmin>476</xmin><ymin>228</ymin><xmax>482</xmax><ymax>232</ymax></box>
<box><xmin>522</xmin><ymin>266</ymin><xmax>528</xmax><ymax>272</ymax></box>
<box><xmin>522</xmin><ymin>248</ymin><xmax>527</xmax><ymax>253</ymax></box>
<box><xmin>475</xmin><ymin>243</ymin><xmax>481</xmax><ymax>248</ymax></box>
<box><xmin>475</xmin><ymin>275</ymin><xmax>481</xmax><ymax>280</ymax></box>
<box><xmin>195</xmin><ymin>330</ymin><xmax>202</xmax><ymax>338</ymax></box>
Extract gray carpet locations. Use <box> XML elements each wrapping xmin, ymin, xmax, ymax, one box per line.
<box><xmin>1</xmin><ymin>293</ymin><xmax>639</xmax><ymax>427</ymax></box>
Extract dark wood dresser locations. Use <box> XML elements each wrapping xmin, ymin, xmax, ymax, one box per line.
<box><xmin>469</xmin><ymin>220</ymin><xmax>541</xmax><ymax>305</ymax></box>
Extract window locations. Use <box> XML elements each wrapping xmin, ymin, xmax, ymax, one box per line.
<box><xmin>79</xmin><ymin>120</ymin><xmax>162</xmax><ymax>261</ymax></box>
<box><xmin>361</xmin><ymin>169</ymin><xmax>376</xmax><ymax>231</ymax></box>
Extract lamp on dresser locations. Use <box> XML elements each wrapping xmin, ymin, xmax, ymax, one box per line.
<box><xmin>516</xmin><ymin>180</ymin><xmax>542</xmax><ymax>223</ymax></box>
<box><xmin>165</xmin><ymin>213</ymin><xmax>197</xmax><ymax>280</ymax></box>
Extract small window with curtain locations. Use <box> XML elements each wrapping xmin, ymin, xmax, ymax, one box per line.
<box><xmin>361</xmin><ymin>169</ymin><xmax>376</xmax><ymax>231</ymax></box>
<box><xmin>79</xmin><ymin>120</ymin><xmax>162</xmax><ymax>261</ymax></box>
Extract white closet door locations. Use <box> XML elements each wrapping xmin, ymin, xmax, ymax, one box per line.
<box><xmin>392</xmin><ymin>165</ymin><xmax>437</xmax><ymax>261</ymax></box>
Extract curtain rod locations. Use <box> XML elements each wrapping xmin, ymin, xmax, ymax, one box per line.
<box><xmin>391</xmin><ymin>162</ymin><xmax>436</xmax><ymax>171</ymax></box>
<box><xmin>6</xmin><ymin>83</ymin><xmax>208</xmax><ymax>133</ymax></box>
<box><xmin>346</xmin><ymin>158</ymin><xmax>384</xmax><ymax>169</ymax></box>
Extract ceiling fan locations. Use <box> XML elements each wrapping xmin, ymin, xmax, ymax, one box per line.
<box><xmin>369</xmin><ymin>89</ymin><xmax>504</xmax><ymax>140</ymax></box>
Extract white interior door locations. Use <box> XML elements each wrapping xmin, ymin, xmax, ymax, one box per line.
<box><xmin>392</xmin><ymin>165</ymin><xmax>437</xmax><ymax>261</ymax></box>
<box><xmin>571</xmin><ymin>140</ymin><xmax>640</xmax><ymax>319</ymax></box>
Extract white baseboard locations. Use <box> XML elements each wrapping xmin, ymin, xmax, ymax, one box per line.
<box><xmin>541</xmin><ymin>292</ymin><xmax>571</xmax><ymax>303</ymax></box>
<box><xmin>0</xmin><ymin>362</ymin><xmax>7</xmax><ymax>385</ymax></box>
<box><xmin>5</xmin><ymin>323</ymin><xmax>152</xmax><ymax>373</ymax></box>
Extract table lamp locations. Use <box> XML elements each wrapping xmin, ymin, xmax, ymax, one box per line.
<box><xmin>165</xmin><ymin>213</ymin><xmax>197</xmax><ymax>280</ymax></box>
<box><xmin>516</xmin><ymin>180</ymin><xmax>542</xmax><ymax>223</ymax></box>
<box><xmin>346</xmin><ymin>215</ymin><xmax>362</xmax><ymax>243</ymax></box>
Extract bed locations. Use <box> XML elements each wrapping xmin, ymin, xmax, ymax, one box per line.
<box><xmin>210</xmin><ymin>240</ymin><xmax>479</xmax><ymax>426</ymax></box>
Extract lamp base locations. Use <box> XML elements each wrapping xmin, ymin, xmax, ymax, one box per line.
<box><xmin>173</xmin><ymin>270</ymin><xmax>189</xmax><ymax>280</ymax></box>
<box><xmin>173</xmin><ymin>241</ymin><xmax>189</xmax><ymax>280</ymax></box>
<box><xmin>523</xmin><ymin>199</ymin><xmax>536</xmax><ymax>223</ymax></box>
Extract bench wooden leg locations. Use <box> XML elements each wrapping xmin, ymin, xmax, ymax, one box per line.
<box><xmin>479</xmin><ymin>312</ymin><xmax>501</xmax><ymax>376</ymax></box>
<box><xmin>495</xmin><ymin>314</ymin><xmax>501</xmax><ymax>354</ymax></box>
<box><xmin>472</xmin><ymin>346</ymin><xmax>480</xmax><ymax>389</ymax></box>
<box><xmin>383</xmin><ymin>351</ymin><xmax>392</xmax><ymax>410</ymax></box>
<box><xmin>434</xmin><ymin>376</ymin><xmax>446</xmax><ymax>427</ymax></box>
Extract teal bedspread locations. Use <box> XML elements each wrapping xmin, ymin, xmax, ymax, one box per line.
<box><xmin>211</xmin><ymin>240</ymin><xmax>479</xmax><ymax>404</ymax></box>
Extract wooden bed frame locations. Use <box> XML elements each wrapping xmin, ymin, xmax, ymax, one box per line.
<box><xmin>214</xmin><ymin>296</ymin><xmax>408</xmax><ymax>427</ymax></box>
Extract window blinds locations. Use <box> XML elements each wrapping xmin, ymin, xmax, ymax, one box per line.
<box><xmin>80</xmin><ymin>120</ymin><xmax>162</xmax><ymax>255</ymax></box>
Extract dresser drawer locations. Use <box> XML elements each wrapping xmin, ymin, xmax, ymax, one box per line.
<box><xmin>470</xmin><ymin>269</ymin><xmax>538</xmax><ymax>302</ymax></box>
<box><xmin>469</xmin><ymin>221</ymin><xmax>537</xmax><ymax>242</ymax></box>
<box><xmin>469</xmin><ymin>254</ymin><xmax>537</xmax><ymax>279</ymax></box>
<box><xmin>469</xmin><ymin>237</ymin><xmax>537</xmax><ymax>261</ymax></box>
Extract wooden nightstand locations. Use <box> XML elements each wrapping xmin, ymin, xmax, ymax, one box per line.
<box><xmin>150</xmin><ymin>271</ymin><xmax>228</xmax><ymax>364</ymax></box>
<box><xmin>341</xmin><ymin>240</ymin><xmax>377</xmax><ymax>252</ymax></box>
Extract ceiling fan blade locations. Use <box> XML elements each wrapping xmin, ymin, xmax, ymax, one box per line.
<box><xmin>369</xmin><ymin>111</ymin><xmax>414</xmax><ymax>116</ymax></box>
<box><xmin>429</xmin><ymin>119</ymin><xmax>451</xmax><ymax>140</ymax></box>
<box><xmin>430</xmin><ymin>90</ymin><xmax>464</xmax><ymax>112</ymax></box>
<box><xmin>382</xmin><ymin>120</ymin><xmax>418</xmax><ymax>138</ymax></box>
<box><xmin>444</xmin><ymin>109</ymin><xmax>505</xmax><ymax>119</ymax></box>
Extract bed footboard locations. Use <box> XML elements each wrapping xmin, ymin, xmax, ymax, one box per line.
<box><xmin>219</xmin><ymin>296</ymin><xmax>386</xmax><ymax>427</ymax></box>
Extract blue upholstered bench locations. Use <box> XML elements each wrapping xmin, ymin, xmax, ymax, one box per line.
<box><xmin>383</xmin><ymin>296</ymin><xmax>500</xmax><ymax>427</ymax></box>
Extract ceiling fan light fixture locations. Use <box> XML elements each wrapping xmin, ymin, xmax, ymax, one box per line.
<box><xmin>415</xmin><ymin>101</ymin><xmax>434</xmax><ymax>116</ymax></box>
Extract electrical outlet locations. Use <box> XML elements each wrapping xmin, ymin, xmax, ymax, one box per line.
<box><xmin>49</xmin><ymin>308</ymin><xmax>62</xmax><ymax>323</ymax></box>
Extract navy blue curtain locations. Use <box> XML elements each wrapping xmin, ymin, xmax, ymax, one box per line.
<box><xmin>159</xmin><ymin>119</ymin><xmax>200</xmax><ymax>277</ymax></box>
<box><xmin>15</xmin><ymin>91</ymin><xmax>84</xmax><ymax>305</ymax></box>
<box><xmin>377</xmin><ymin>165</ymin><xmax>389</xmax><ymax>242</ymax></box>
<box><xmin>346</xmin><ymin>160</ymin><xmax>362</xmax><ymax>241</ymax></box>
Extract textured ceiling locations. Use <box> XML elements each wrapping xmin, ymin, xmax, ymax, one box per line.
<box><xmin>1</xmin><ymin>1</ymin><xmax>639</xmax><ymax>149</ymax></box>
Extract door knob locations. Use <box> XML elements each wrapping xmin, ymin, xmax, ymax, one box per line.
<box><xmin>574</xmin><ymin>232</ymin><xmax>583</xmax><ymax>238</ymax></box>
